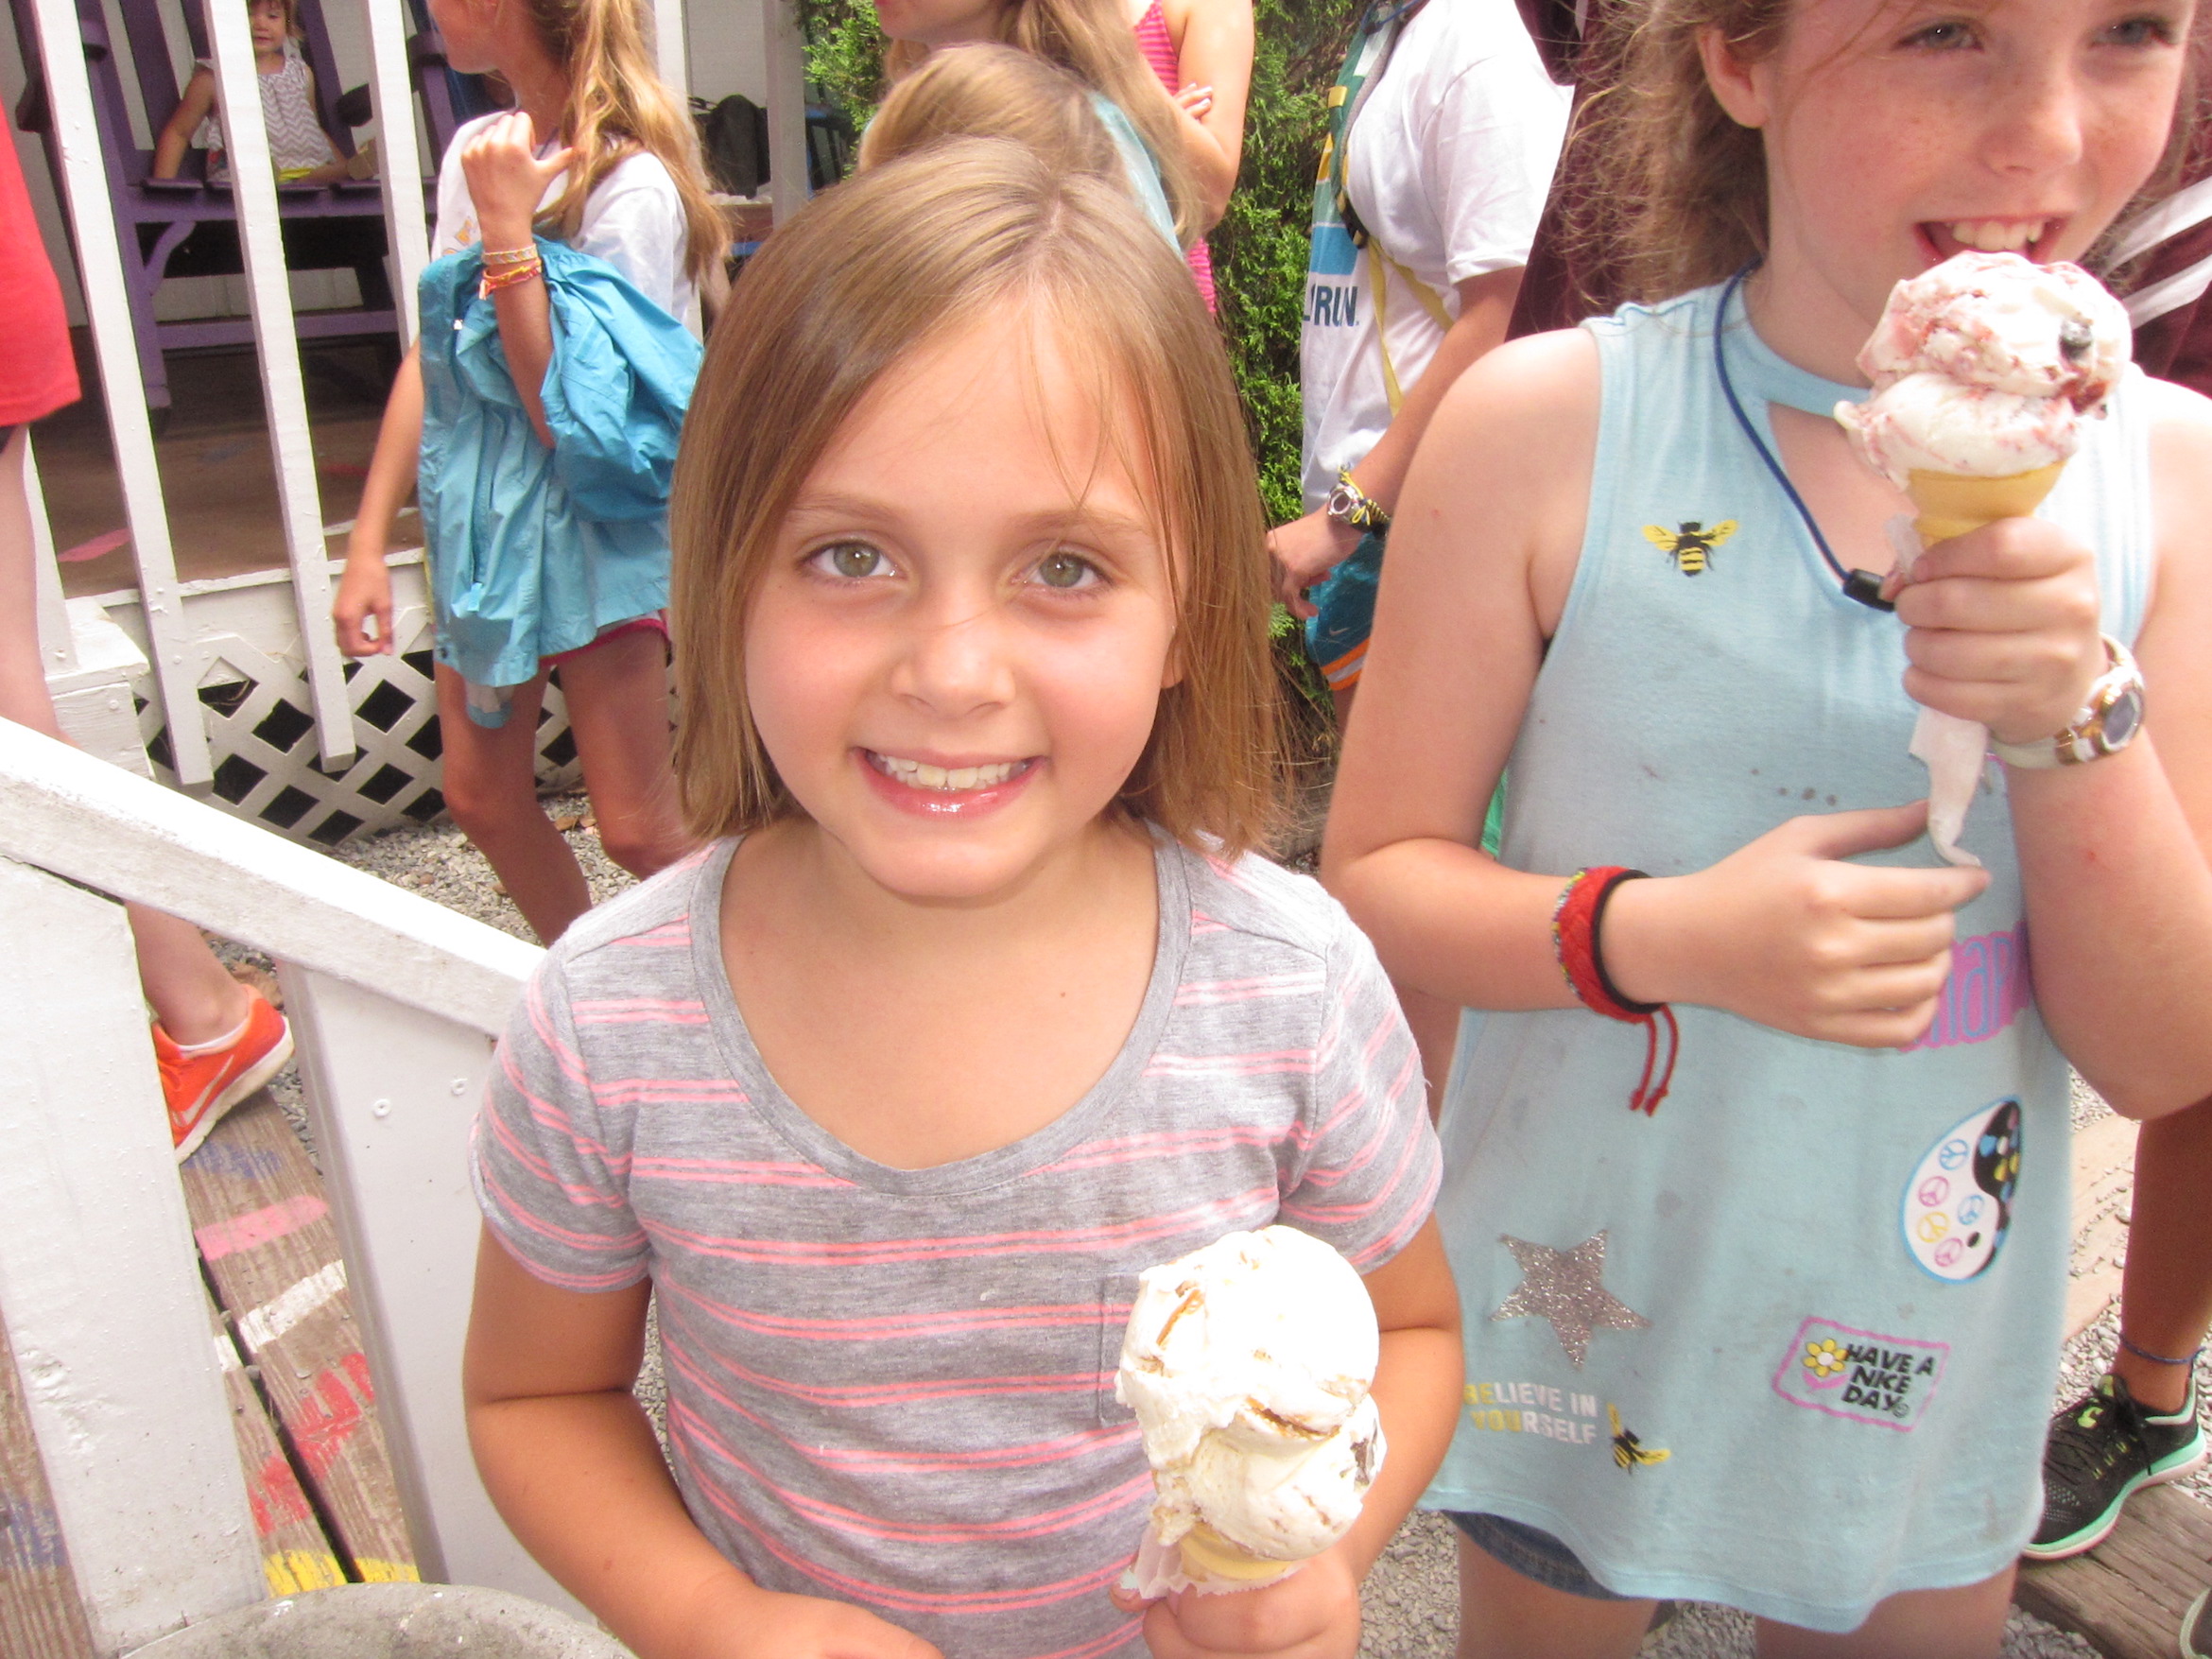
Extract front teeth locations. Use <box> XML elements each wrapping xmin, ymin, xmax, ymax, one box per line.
<box><xmin>874</xmin><ymin>753</ymin><xmax>1022</xmax><ymax>791</ymax></box>
<box><xmin>1947</xmin><ymin>219</ymin><xmax>2048</xmax><ymax>253</ymax></box>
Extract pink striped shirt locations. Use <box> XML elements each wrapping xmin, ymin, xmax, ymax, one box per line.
<box><xmin>473</xmin><ymin>835</ymin><xmax>1438</xmax><ymax>1658</ymax></box>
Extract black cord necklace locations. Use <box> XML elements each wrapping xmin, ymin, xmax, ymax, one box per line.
<box><xmin>1713</xmin><ymin>267</ymin><xmax>1895</xmax><ymax>613</ymax></box>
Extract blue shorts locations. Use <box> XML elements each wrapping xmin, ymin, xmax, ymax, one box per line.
<box><xmin>1445</xmin><ymin>1512</ymin><xmax>1630</xmax><ymax>1601</ymax></box>
<box><xmin>1303</xmin><ymin>527</ymin><xmax>1387</xmax><ymax>691</ymax></box>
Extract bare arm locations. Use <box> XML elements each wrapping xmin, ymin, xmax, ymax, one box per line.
<box><xmin>1161</xmin><ymin>0</ymin><xmax>1253</xmax><ymax>229</ymax></box>
<box><xmin>1962</xmin><ymin>380</ymin><xmax>2212</xmax><ymax>1116</ymax></box>
<box><xmin>153</xmin><ymin>69</ymin><xmax>216</xmax><ymax>179</ymax></box>
<box><xmin>459</xmin><ymin>111</ymin><xmax>569</xmax><ymax>447</ymax></box>
<box><xmin>1270</xmin><ymin>267</ymin><xmax>1526</xmax><ymax>613</ymax></box>
<box><xmin>332</xmin><ymin>346</ymin><xmax>423</xmax><ymax>656</ymax></box>
<box><xmin>465</xmin><ymin>1228</ymin><xmax>942</xmax><ymax>1659</ymax></box>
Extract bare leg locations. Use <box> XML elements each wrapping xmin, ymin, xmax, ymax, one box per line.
<box><xmin>2111</xmin><ymin>1097</ymin><xmax>2212</xmax><ymax>1412</ymax></box>
<box><xmin>1455</xmin><ymin>1534</ymin><xmax>1654</xmax><ymax>1659</ymax></box>
<box><xmin>554</xmin><ymin>631</ymin><xmax>691</xmax><ymax>881</ymax></box>
<box><xmin>433</xmin><ymin>663</ymin><xmax>591</xmax><ymax>944</ymax></box>
<box><xmin>1754</xmin><ymin>1565</ymin><xmax>2013</xmax><ymax>1659</ymax></box>
<box><xmin>0</xmin><ymin>427</ymin><xmax>250</xmax><ymax>1043</ymax></box>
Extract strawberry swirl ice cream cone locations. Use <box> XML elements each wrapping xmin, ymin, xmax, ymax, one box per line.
<box><xmin>1835</xmin><ymin>252</ymin><xmax>2131</xmax><ymax>865</ymax></box>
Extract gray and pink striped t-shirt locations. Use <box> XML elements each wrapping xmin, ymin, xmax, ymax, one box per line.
<box><xmin>472</xmin><ymin>833</ymin><xmax>1441</xmax><ymax>1659</ymax></box>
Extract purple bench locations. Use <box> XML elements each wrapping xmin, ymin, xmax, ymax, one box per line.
<box><xmin>9</xmin><ymin>0</ymin><xmax>468</xmax><ymax>407</ymax></box>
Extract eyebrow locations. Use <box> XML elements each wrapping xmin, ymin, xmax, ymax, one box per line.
<box><xmin>781</xmin><ymin>492</ymin><xmax>1163</xmax><ymax>544</ymax></box>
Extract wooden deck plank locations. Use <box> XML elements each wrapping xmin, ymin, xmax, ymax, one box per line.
<box><xmin>205</xmin><ymin>1286</ymin><xmax>349</xmax><ymax>1598</ymax></box>
<box><xmin>181</xmin><ymin>1093</ymin><xmax>420</xmax><ymax>1583</ymax></box>
<box><xmin>0</xmin><ymin>1298</ymin><xmax>95</xmax><ymax>1659</ymax></box>
<box><xmin>2018</xmin><ymin>1485</ymin><xmax>2212</xmax><ymax>1659</ymax></box>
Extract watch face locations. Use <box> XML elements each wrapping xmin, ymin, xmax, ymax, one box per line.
<box><xmin>2100</xmin><ymin>684</ymin><xmax>2143</xmax><ymax>751</ymax></box>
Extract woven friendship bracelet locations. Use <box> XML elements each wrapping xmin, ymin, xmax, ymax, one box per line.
<box><xmin>479</xmin><ymin>251</ymin><xmax>544</xmax><ymax>298</ymax></box>
<box><xmin>1553</xmin><ymin>867</ymin><xmax>1679</xmax><ymax>1115</ymax></box>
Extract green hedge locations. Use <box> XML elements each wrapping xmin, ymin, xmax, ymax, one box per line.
<box><xmin>789</xmin><ymin>0</ymin><xmax>1358</xmax><ymax>526</ymax></box>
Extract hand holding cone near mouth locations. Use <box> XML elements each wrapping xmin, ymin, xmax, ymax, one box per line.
<box><xmin>1835</xmin><ymin>253</ymin><xmax>2131</xmax><ymax>864</ymax></box>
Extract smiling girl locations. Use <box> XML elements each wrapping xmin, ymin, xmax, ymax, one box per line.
<box><xmin>461</xmin><ymin>140</ymin><xmax>1460</xmax><ymax>1659</ymax></box>
<box><xmin>1322</xmin><ymin>0</ymin><xmax>2212</xmax><ymax>1652</ymax></box>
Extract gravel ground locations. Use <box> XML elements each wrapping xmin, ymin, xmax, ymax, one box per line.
<box><xmin>230</xmin><ymin>808</ymin><xmax>2166</xmax><ymax>1656</ymax></box>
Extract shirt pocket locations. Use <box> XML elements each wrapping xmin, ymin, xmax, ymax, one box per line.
<box><xmin>1097</xmin><ymin>1271</ymin><xmax>1141</xmax><ymax>1428</ymax></box>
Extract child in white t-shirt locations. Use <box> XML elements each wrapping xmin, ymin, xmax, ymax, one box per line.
<box><xmin>1272</xmin><ymin>0</ymin><xmax>1567</xmax><ymax>704</ymax></box>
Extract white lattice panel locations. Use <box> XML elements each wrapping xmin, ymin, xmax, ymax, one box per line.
<box><xmin>99</xmin><ymin>560</ymin><xmax>586</xmax><ymax>848</ymax></box>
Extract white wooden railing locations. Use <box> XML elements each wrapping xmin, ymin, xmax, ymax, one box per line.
<box><xmin>0</xmin><ymin>717</ymin><xmax>554</xmax><ymax>1654</ymax></box>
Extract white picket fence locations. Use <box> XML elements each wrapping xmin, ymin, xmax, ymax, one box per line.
<box><xmin>17</xmin><ymin>0</ymin><xmax>807</xmax><ymax>832</ymax></box>
<box><xmin>0</xmin><ymin>716</ymin><xmax>554</xmax><ymax>1654</ymax></box>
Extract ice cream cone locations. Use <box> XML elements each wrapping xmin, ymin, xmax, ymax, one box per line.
<box><xmin>1177</xmin><ymin>1524</ymin><xmax>1300</xmax><ymax>1587</ymax></box>
<box><xmin>1905</xmin><ymin>462</ymin><xmax>2065</xmax><ymax>546</ymax></box>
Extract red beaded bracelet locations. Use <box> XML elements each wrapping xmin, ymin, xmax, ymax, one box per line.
<box><xmin>1552</xmin><ymin>866</ymin><xmax>1679</xmax><ymax>1115</ymax></box>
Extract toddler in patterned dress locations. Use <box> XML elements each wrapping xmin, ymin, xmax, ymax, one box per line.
<box><xmin>152</xmin><ymin>0</ymin><xmax>348</xmax><ymax>186</ymax></box>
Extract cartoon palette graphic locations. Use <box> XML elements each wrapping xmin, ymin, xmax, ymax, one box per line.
<box><xmin>1900</xmin><ymin>1097</ymin><xmax>2021</xmax><ymax>1284</ymax></box>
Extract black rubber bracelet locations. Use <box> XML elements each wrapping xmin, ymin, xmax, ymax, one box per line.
<box><xmin>1587</xmin><ymin>869</ymin><xmax>1662</xmax><ymax>1016</ymax></box>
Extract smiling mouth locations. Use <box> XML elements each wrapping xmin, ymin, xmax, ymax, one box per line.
<box><xmin>866</xmin><ymin>752</ymin><xmax>1034</xmax><ymax>792</ymax></box>
<box><xmin>1924</xmin><ymin>218</ymin><xmax>2059</xmax><ymax>261</ymax></box>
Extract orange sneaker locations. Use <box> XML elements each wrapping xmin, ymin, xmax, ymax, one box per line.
<box><xmin>156</xmin><ymin>994</ymin><xmax>293</xmax><ymax>1163</ymax></box>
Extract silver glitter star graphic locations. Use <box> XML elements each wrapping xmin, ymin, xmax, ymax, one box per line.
<box><xmin>1491</xmin><ymin>1231</ymin><xmax>1650</xmax><ymax>1370</ymax></box>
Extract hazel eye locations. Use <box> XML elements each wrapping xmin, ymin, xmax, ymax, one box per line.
<box><xmin>2102</xmin><ymin>13</ymin><xmax>2176</xmax><ymax>46</ymax></box>
<box><xmin>1901</xmin><ymin>17</ymin><xmax>1977</xmax><ymax>49</ymax></box>
<box><xmin>809</xmin><ymin>542</ymin><xmax>891</xmax><ymax>580</ymax></box>
<box><xmin>1031</xmin><ymin>550</ymin><xmax>1100</xmax><ymax>590</ymax></box>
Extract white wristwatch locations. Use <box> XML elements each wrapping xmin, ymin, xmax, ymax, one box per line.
<box><xmin>1990</xmin><ymin>634</ymin><xmax>2145</xmax><ymax>769</ymax></box>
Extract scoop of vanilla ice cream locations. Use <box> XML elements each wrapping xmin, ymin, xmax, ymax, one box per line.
<box><xmin>1180</xmin><ymin>1394</ymin><xmax>1386</xmax><ymax>1561</ymax></box>
<box><xmin>1116</xmin><ymin>1225</ymin><xmax>1378</xmax><ymax>1467</ymax></box>
<box><xmin>1116</xmin><ymin>1225</ymin><xmax>1384</xmax><ymax>1563</ymax></box>
<box><xmin>1857</xmin><ymin>251</ymin><xmax>2129</xmax><ymax>404</ymax></box>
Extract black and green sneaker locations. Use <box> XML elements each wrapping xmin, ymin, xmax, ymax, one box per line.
<box><xmin>2023</xmin><ymin>1373</ymin><xmax>2205</xmax><ymax>1561</ymax></box>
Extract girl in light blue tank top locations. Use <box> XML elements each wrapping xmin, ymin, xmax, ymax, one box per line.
<box><xmin>1322</xmin><ymin>2</ymin><xmax>2212</xmax><ymax>1650</ymax></box>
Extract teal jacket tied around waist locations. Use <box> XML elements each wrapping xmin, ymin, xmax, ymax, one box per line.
<box><xmin>417</xmin><ymin>236</ymin><xmax>701</xmax><ymax>713</ymax></box>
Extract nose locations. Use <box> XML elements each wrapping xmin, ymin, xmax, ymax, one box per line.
<box><xmin>890</xmin><ymin>590</ymin><xmax>1017</xmax><ymax>721</ymax></box>
<box><xmin>1983</xmin><ymin>49</ymin><xmax>2085</xmax><ymax>177</ymax></box>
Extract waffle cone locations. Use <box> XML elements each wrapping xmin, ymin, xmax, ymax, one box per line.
<box><xmin>1905</xmin><ymin>463</ymin><xmax>2065</xmax><ymax>546</ymax></box>
<box><xmin>1177</xmin><ymin>1524</ymin><xmax>1300</xmax><ymax>1586</ymax></box>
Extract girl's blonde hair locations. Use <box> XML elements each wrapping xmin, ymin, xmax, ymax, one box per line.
<box><xmin>1575</xmin><ymin>0</ymin><xmax>2212</xmax><ymax>303</ymax></box>
<box><xmin>520</xmin><ymin>0</ymin><xmax>724</xmax><ymax>286</ymax></box>
<box><xmin>858</xmin><ymin>42</ymin><xmax>1120</xmax><ymax>177</ymax></box>
<box><xmin>670</xmin><ymin>137</ymin><xmax>1280</xmax><ymax>855</ymax></box>
<box><xmin>881</xmin><ymin>0</ymin><xmax>1199</xmax><ymax>242</ymax></box>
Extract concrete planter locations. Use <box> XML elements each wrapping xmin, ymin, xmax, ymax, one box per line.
<box><xmin>126</xmin><ymin>1583</ymin><xmax>631</xmax><ymax>1658</ymax></box>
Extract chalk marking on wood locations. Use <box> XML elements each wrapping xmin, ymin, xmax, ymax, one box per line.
<box><xmin>235</xmin><ymin>1261</ymin><xmax>348</xmax><ymax>1353</ymax></box>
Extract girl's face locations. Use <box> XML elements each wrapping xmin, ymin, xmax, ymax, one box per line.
<box><xmin>873</xmin><ymin>0</ymin><xmax>1008</xmax><ymax>47</ymax></box>
<box><xmin>1716</xmin><ymin>0</ymin><xmax>2192</xmax><ymax>336</ymax></box>
<box><xmin>247</xmin><ymin>0</ymin><xmax>289</xmax><ymax>54</ymax></box>
<box><xmin>743</xmin><ymin>308</ymin><xmax>1181</xmax><ymax>906</ymax></box>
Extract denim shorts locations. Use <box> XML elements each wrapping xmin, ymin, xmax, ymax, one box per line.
<box><xmin>1303</xmin><ymin>526</ymin><xmax>1388</xmax><ymax>691</ymax></box>
<box><xmin>1446</xmin><ymin>1512</ymin><xmax>1630</xmax><ymax>1601</ymax></box>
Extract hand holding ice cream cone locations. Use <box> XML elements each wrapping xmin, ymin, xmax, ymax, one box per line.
<box><xmin>1837</xmin><ymin>252</ymin><xmax>2130</xmax><ymax>861</ymax></box>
